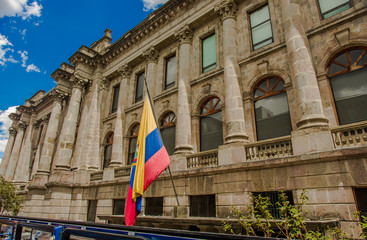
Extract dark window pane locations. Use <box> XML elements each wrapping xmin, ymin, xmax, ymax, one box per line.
<box><xmin>329</xmin><ymin>63</ymin><xmax>348</xmax><ymax>75</ymax></box>
<box><xmin>111</xmin><ymin>86</ymin><xmax>119</xmax><ymax>113</ymax></box>
<box><xmin>255</xmin><ymin>92</ymin><xmax>292</xmax><ymax>141</ymax></box>
<box><xmin>145</xmin><ymin>197</ymin><xmax>163</xmax><ymax>216</ymax></box>
<box><xmin>113</xmin><ymin>199</ymin><xmax>125</xmax><ymax>215</ymax></box>
<box><xmin>135</xmin><ymin>73</ymin><xmax>144</xmax><ymax>102</ymax></box>
<box><xmin>165</xmin><ymin>55</ymin><xmax>176</xmax><ymax>89</ymax></box>
<box><xmin>161</xmin><ymin>126</ymin><xmax>175</xmax><ymax>155</ymax></box>
<box><xmin>253</xmin><ymin>191</ymin><xmax>293</xmax><ymax>219</ymax></box>
<box><xmin>200</xmin><ymin>111</ymin><xmax>223</xmax><ymax>151</ymax></box>
<box><xmin>103</xmin><ymin>144</ymin><xmax>112</xmax><ymax>169</ymax></box>
<box><xmin>250</xmin><ymin>5</ymin><xmax>273</xmax><ymax>50</ymax></box>
<box><xmin>128</xmin><ymin>137</ymin><xmax>137</xmax><ymax>165</ymax></box>
<box><xmin>202</xmin><ymin>34</ymin><xmax>216</xmax><ymax>73</ymax></box>
<box><xmin>318</xmin><ymin>0</ymin><xmax>351</xmax><ymax>19</ymax></box>
<box><xmin>190</xmin><ymin>195</ymin><xmax>216</xmax><ymax>217</ymax></box>
<box><xmin>87</xmin><ymin>200</ymin><xmax>97</xmax><ymax>222</ymax></box>
<box><xmin>350</xmin><ymin>50</ymin><xmax>364</xmax><ymax>64</ymax></box>
<box><xmin>354</xmin><ymin>188</ymin><xmax>367</xmax><ymax>218</ymax></box>
<box><xmin>330</xmin><ymin>68</ymin><xmax>367</xmax><ymax>124</ymax></box>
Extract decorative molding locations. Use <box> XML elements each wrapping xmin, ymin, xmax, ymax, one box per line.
<box><xmin>118</xmin><ymin>64</ymin><xmax>132</xmax><ymax>78</ymax></box>
<box><xmin>69</xmin><ymin>50</ymin><xmax>96</xmax><ymax>66</ymax></box>
<box><xmin>52</xmin><ymin>89</ymin><xmax>69</xmax><ymax>103</ymax></box>
<box><xmin>9</xmin><ymin>113</ymin><xmax>20</xmax><ymax>121</ymax></box>
<box><xmin>70</xmin><ymin>75</ymin><xmax>89</xmax><ymax>89</ymax></box>
<box><xmin>8</xmin><ymin>127</ymin><xmax>17</xmax><ymax>136</ymax></box>
<box><xmin>215</xmin><ymin>0</ymin><xmax>237</xmax><ymax>21</ymax></box>
<box><xmin>42</xmin><ymin>114</ymin><xmax>50</xmax><ymax>124</ymax></box>
<box><xmin>99</xmin><ymin>77</ymin><xmax>110</xmax><ymax>91</ymax></box>
<box><xmin>257</xmin><ymin>60</ymin><xmax>269</xmax><ymax>75</ymax></box>
<box><xmin>174</xmin><ymin>25</ymin><xmax>194</xmax><ymax>45</ymax></box>
<box><xmin>51</xmin><ymin>68</ymin><xmax>72</xmax><ymax>83</ymax></box>
<box><xmin>143</xmin><ymin>47</ymin><xmax>159</xmax><ymax>63</ymax></box>
<box><xmin>334</xmin><ymin>28</ymin><xmax>350</xmax><ymax>46</ymax></box>
<box><xmin>18</xmin><ymin>121</ymin><xmax>28</xmax><ymax>131</ymax></box>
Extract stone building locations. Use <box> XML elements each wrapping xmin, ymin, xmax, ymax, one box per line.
<box><xmin>1</xmin><ymin>0</ymin><xmax>367</xmax><ymax>236</ymax></box>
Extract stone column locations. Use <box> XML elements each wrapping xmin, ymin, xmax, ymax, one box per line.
<box><xmin>110</xmin><ymin>65</ymin><xmax>131</xmax><ymax>167</ymax></box>
<box><xmin>215</xmin><ymin>0</ymin><xmax>248</xmax><ymax>143</ymax></box>
<box><xmin>0</xmin><ymin>127</ymin><xmax>17</xmax><ymax>177</ymax></box>
<box><xmin>31</xmin><ymin>90</ymin><xmax>68</xmax><ymax>186</ymax></box>
<box><xmin>5</xmin><ymin>121</ymin><xmax>27</xmax><ymax>181</ymax></box>
<box><xmin>52</xmin><ymin>76</ymin><xmax>87</xmax><ymax>179</ymax></box>
<box><xmin>174</xmin><ymin>25</ymin><xmax>194</xmax><ymax>154</ymax></box>
<box><xmin>143</xmin><ymin>47</ymin><xmax>159</xmax><ymax>98</ymax></box>
<box><xmin>30</xmin><ymin>116</ymin><xmax>49</xmax><ymax>179</ymax></box>
<box><xmin>281</xmin><ymin>0</ymin><xmax>333</xmax><ymax>154</ymax></box>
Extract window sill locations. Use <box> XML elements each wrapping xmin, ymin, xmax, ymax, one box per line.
<box><xmin>102</xmin><ymin>112</ymin><xmax>117</xmax><ymax>123</ymax></box>
<box><xmin>125</xmin><ymin>101</ymin><xmax>144</xmax><ymax>114</ymax></box>
<box><xmin>190</xmin><ymin>68</ymin><xmax>224</xmax><ymax>87</ymax></box>
<box><xmin>153</xmin><ymin>85</ymin><xmax>178</xmax><ymax>101</ymax></box>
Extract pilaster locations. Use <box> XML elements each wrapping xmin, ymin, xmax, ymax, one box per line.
<box><xmin>30</xmin><ymin>115</ymin><xmax>49</xmax><ymax>180</ymax></box>
<box><xmin>143</xmin><ymin>47</ymin><xmax>159</xmax><ymax>97</ymax></box>
<box><xmin>174</xmin><ymin>25</ymin><xmax>194</xmax><ymax>154</ymax></box>
<box><xmin>0</xmin><ymin>127</ymin><xmax>17</xmax><ymax>177</ymax></box>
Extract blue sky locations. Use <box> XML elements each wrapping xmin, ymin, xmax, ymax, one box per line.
<box><xmin>0</xmin><ymin>0</ymin><xmax>168</xmax><ymax>163</ymax></box>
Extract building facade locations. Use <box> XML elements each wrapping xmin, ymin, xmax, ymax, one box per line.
<box><xmin>1</xmin><ymin>0</ymin><xmax>367</xmax><ymax>236</ymax></box>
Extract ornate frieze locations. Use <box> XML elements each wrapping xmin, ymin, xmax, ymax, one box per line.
<box><xmin>118</xmin><ymin>64</ymin><xmax>132</xmax><ymax>78</ymax></box>
<box><xmin>143</xmin><ymin>47</ymin><xmax>159</xmax><ymax>63</ymax></box>
<box><xmin>69</xmin><ymin>51</ymin><xmax>96</xmax><ymax>67</ymax></box>
<box><xmin>42</xmin><ymin>114</ymin><xmax>50</xmax><ymax>124</ymax></box>
<box><xmin>215</xmin><ymin>0</ymin><xmax>237</xmax><ymax>21</ymax></box>
<box><xmin>175</xmin><ymin>25</ymin><xmax>194</xmax><ymax>45</ymax></box>
<box><xmin>99</xmin><ymin>77</ymin><xmax>110</xmax><ymax>91</ymax></box>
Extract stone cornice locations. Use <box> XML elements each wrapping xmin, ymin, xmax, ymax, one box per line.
<box><xmin>174</xmin><ymin>25</ymin><xmax>194</xmax><ymax>45</ymax></box>
<box><xmin>9</xmin><ymin>113</ymin><xmax>20</xmax><ymax>121</ymax></box>
<box><xmin>143</xmin><ymin>47</ymin><xmax>159</xmax><ymax>63</ymax></box>
<box><xmin>17</xmin><ymin>105</ymin><xmax>33</xmax><ymax>115</ymax></box>
<box><xmin>214</xmin><ymin>0</ymin><xmax>237</xmax><ymax>21</ymax></box>
<box><xmin>51</xmin><ymin>88</ymin><xmax>69</xmax><ymax>103</ymax></box>
<box><xmin>69</xmin><ymin>50</ymin><xmax>97</xmax><ymax>66</ymax></box>
<box><xmin>118</xmin><ymin>64</ymin><xmax>132</xmax><ymax>78</ymax></box>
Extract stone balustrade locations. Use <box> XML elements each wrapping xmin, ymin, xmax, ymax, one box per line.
<box><xmin>114</xmin><ymin>166</ymin><xmax>131</xmax><ymax>178</ymax></box>
<box><xmin>187</xmin><ymin>149</ymin><xmax>218</xmax><ymax>169</ymax></box>
<box><xmin>245</xmin><ymin>136</ymin><xmax>293</xmax><ymax>161</ymax></box>
<box><xmin>331</xmin><ymin>120</ymin><xmax>367</xmax><ymax>149</ymax></box>
<box><xmin>90</xmin><ymin>171</ymin><xmax>103</xmax><ymax>181</ymax></box>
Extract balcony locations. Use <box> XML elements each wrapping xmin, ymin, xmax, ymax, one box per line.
<box><xmin>187</xmin><ymin>149</ymin><xmax>218</xmax><ymax>169</ymax></box>
<box><xmin>245</xmin><ymin>136</ymin><xmax>293</xmax><ymax>161</ymax></box>
<box><xmin>331</xmin><ymin>120</ymin><xmax>367</xmax><ymax>149</ymax></box>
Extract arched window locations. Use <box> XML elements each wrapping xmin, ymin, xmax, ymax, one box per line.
<box><xmin>254</xmin><ymin>77</ymin><xmax>292</xmax><ymax>141</ymax></box>
<box><xmin>328</xmin><ymin>47</ymin><xmax>367</xmax><ymax>125</ymax></box>
<box><xmin>103</xmin><ymin>132</ymin><xmax>114</xmax><ymax>169</ymax></box>
<box><xmin>200</xmin><ymin>97</ymin><xmax>223</xmax><ymax>151</ymax></box>
<box><xmin>160</xmin><ymin>112</ymin><xmax>176</xmax><ymax>155</ymax></box>
<box><xmin>127</xmin><ymin>124</ymin><xmax>139</xmax><ymax>165</ymax></box>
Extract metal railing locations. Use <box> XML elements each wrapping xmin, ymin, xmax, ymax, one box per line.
<box><xmin>331</xmin><ymin>120</ymin><xmax>367</xmax><ymax>148</ymax></box>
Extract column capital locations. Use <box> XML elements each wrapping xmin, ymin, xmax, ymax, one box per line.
<box><xmin>8</xmin><ymin>127</ymin><xmax>17</xmax><ymax>136</ymax></box>
<box><xmin>143</xmin><ymin>47</ymin><xmax>159</xmax><ymax>63</ymax></box>
<box><xmin>99</xmin><ymin>77</ymin><xmax>110</xmax><ymax>91</ymax></box>
<box><xmin>118</xmin><ymin>64</ymin><xmax>132</xmax><ymax>78</ymax></box>
<box><xmin>17</xmin><ymin>121</ymin><xmax>28</xmax><ymax>131</ymax></box>
<box><xmin>215</xmin><ymin>0</ymin><xmax>237</xmax><ymax>21</ymax></box>
<box><xmin>42</xmin><ymin>114</ymin><xmax>50</xmax><ymax>124</ymax></box>
<box><xmin>33</xmin><ymin>119</ymin><xmax>42</xmax><ymax>128</ymax></box>
<box><xmin>70</xmin><ymin>75</ymin><xmax>89</xmax><ymax>89</ymax></box>
<box><xmin>52</xmin><ymin>89</ymin><xmax>69</xmax><ymax>103</ymax></box>
<box><xmin>175</xmin><ymin>25</ymin><xmax>193</xmax><ymax>45</ymax></box>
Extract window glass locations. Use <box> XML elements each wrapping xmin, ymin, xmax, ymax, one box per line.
<box><xmin>111</xmin><ymin>85</ymin><xmax>119</xmax><ymax>113</ymax></box>
<box><xmin>318</xmin><ymin>0</ymin><xmax>351</xmax><ymax>19</ymax></box>
<box><xmin>200</xmin><ymin>97</ymin><xmax>223</xmax><ymax>151</ymax></box>
<box><xmin>145</xmin><ymin>197</ymin><xmax>163</xmax><ymax>216</ymax></box>
<box><xmin>87</xmin><ymin>200</ymin><xmax>98</xmax><ymax>222</ymax></box>
<box><xmin>128</xmin><ymin>124</ymin><xmax>139</xmax><ymax>165</ymax></box>
<box><xmin>202</xmin><ymin>34</ymin><xmax>216</xmax><ymax>73</ymax></box>
<box><xmin>113</xmin><ymin>199</ymin><xmax>125</xmax><ymax>215</ymax></box>
<box><xmin>190</xmin><ymin>195</ymin><xmax>215</xmax><ymax>217</ymax></box>
<box><xmin>354</xmin><ymin>188</ymin><xmax>367</xmax><ymax>218</ymax></box>
<box><xmin>165</xmin><ymin>55</ymin><xmax>176</xmax><ymax>89</ymax></box>
<box><xmin>135</xmin><ymin>72</ymin><xmax>144</xmax><ymax>102</ymax></box>
<box><xmin>250</xmin><ymin>5</ymin><xmax>273</xmax><ymax>50</ymax></box>
<box><xmin>160</xmin><ymin>112</ymin><xmax>176</xmax><ymax>155</ymax></box>
<box><xmin>103</xmin><ymin>133</ymin><xmax>113</xmax><ymax>169</ymax></box>
<box><xmin>254</xmin><ymin>77</ymin><xmax>292</xmax><ymax>141</ymax></box>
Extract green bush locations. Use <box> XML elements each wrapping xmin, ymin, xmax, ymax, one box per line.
<box><xmin>0</xmin><ymin>175</ymin><xmax>23</xmax><ymax>215</ymax></box>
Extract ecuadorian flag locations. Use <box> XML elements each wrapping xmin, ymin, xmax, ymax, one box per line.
<box><xmin>125</xmin><ymin>98</ymin><xmax>170</xmax><ymax>226</ymax></box>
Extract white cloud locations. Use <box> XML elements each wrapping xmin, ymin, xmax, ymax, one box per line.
<box><xmin>142</xmin><ymin>0</ymin><xmax>168</xmax><ymax>11</ymax></box>
<box><xmin>20</xmin><ymin>28</ymin><xmax>26</xmax><ymax>40</ymax></box>
<box><xmin>0</xmin><ymin>0</ymin><xmax>42</xmax><ymax>20</ymax></box>
<box><xmin>26</xmin><ymin>63</ymin><xmax>39</xmax><ymax>72</ymax></box>
<box><xmin>0</xmin><ymin>34</ymin><xmax>15</xmax><ymax>66</ymax></box>
<box><xmin>0</xmin><ymin>106</ymin><xmax>18</xmax><ymax>155</ymax></box>
<box><xmin>17</xmin><ymin>49</ymin><xmax>28</xmax><ymax>67</ymax></box>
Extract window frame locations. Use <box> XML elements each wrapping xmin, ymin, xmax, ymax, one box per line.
<box><xmin>164</xmin><ymin>54</ymin><xmax>177</xmax><ymax>90</ymax></box>
<box><xmin>252</xmin><ymin>191</ymin><xmax>294</xmax><ymax>219</ymax></box>
<box><xmin>201</xmin><ymin>33</ymin><xmax>217</xmax><ymax>73</ymax></box>
<box><xmin>317</xmin><ymin>0</ymin><xmax>352</xmax><ymax>20</ymax></box>
<box><xmin>327</xmin><ymin>47</ymin><xmax>367</xmax><ymax>125</ymax></box>
<box><xmin>111</xmin><ymin>85</ymin><xmax>120</xmax><ymax>114</ymax></box>
<box><xmin>112</xmin><ymin>199</ymin><xmax>125</xmax><ymax>215</ymax></box>
<box><xmin>87</xmin><ymin>200</ymin><xmax>98</xmax><ymax>222</ymax></box>
<box><xmin>103</xmin><ymin>132</ymin><xmax>114</xmax><ymax>170</ymax></box>
<box><xmin>160</xmin><ymin>112</ymin><xmax>176</xmax><ymax>155</ymax></box>
<box><xmin>135</xmin><ymin>72</ymin><xmax>145</xmax><ymax>103</ymax></box>
<box><xmin>248</xmin><ymin>4</ymin><xmax>274</xmax><ymax>51</ymax></box>
<box><xmin>145</xmin><ymin>197</ymin><xmax>164</xmax><ymax>216</ymax></box>
<box><xmin>127</xmin><ymin>124</ymin><xmax>139</xmax><ymax>165</ymax></box>
<box><xmin>189</xmin><ymin>194</ymin><xmax>216</xmax><ymax>217</ymax></box>
<box><xmin>353</xmin><ymin>187</ymin><xmax>367</xmax><ymax>220</ymax></box>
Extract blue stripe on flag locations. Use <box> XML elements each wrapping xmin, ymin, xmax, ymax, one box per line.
<box><xmin>145</xmin><ymin>128</ymin><xmax>163</xmax><ymax>163</ymax></box>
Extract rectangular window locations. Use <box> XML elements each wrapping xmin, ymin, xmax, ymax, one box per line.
<box><xmin>165</xmin><ymin>55</ymin><xmax>176</xmax><ymax>89</ymax></box>
<box><xmin>113</xmin><ymin>199</ymin><xmax>125</xmax><ymax>215</ymax></box>
<box><xmin>161</xmin><ymin>126</ymin><xmax>176</xmax><ymax>155</ymax></box>
<box><xmin>252</xmin><ymin>191</ymin><xmax>293</xmax><ymax>219</ymax></box>
<box><xmin>190</xmin><ymin>195</ymin><xmax>216</xmax><ymax>217</ymax></box>
<box><xmin>135</xmin><ymin>72</ymin><xmax>144</xmax><ymax>103</ymax></box>
<box><xmin>354</xmin><ymin>188</ymin><xmax>367</xmax><ymax>218</ymax></box>
<box><xmin>111</xmin><ymin>85</ymin><xmax>120</xmax><ymax>113</ymax></box>
<box><xmin>318</xmin><ymin>0</ymin><xmax>351</xmax><ymax>19</ymax></box>
<box><xmin>202</xmin><ymin>34</ymin><xmax>216</xmax><ymax>73</ymax></box>
<box><xmin>87</xmin><ymin>200</ymin><xmax>98</xmax><ymax>222</ymax></box>
<box><xmin>249</xmin><ymin>5</ymin><xmax>273</xmax><ymax>50</ymax></box>
<box><xmin>145</xmin><ymin>197</ymin><xmax>163</xmax><ymax>216</ymax></box>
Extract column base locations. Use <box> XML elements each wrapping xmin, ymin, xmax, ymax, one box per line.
<box><xmin>49</xmin><ymin>167</ymin><xmax>73</xmax><ymax>184</ymax></box>
<box><xmin>224</xmin><ymin>133</ymin><xmax>248</xmax><ymax>144</ymax></box>
<box><xmin>108</xmin><ymin>161</ymin><xmax>123</xmax><ymax>168</ymax></box>
<box><xmin>291</xmin><ymin>127</ymin><xmax>334</xmax><ymax>155</ymax></box>
<box><xmin>30</xmin><ymin>171</ymin><xmax>50</xmax><ymax>186</ymax></box>
<box><xmin>296</xmin><ymin>117</ymin><xmax>329</xmax><ymax>129</ymax></box>
<box><xmin>174</xmin><ymin>145</ymin><xmax>194</xmax><ymax>154</ymax></box>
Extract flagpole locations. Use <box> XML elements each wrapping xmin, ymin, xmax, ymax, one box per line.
<box><xmin>142</xmin><ymin>75</ymin><xmax>180</xmax><ymax>207</ymax></box>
